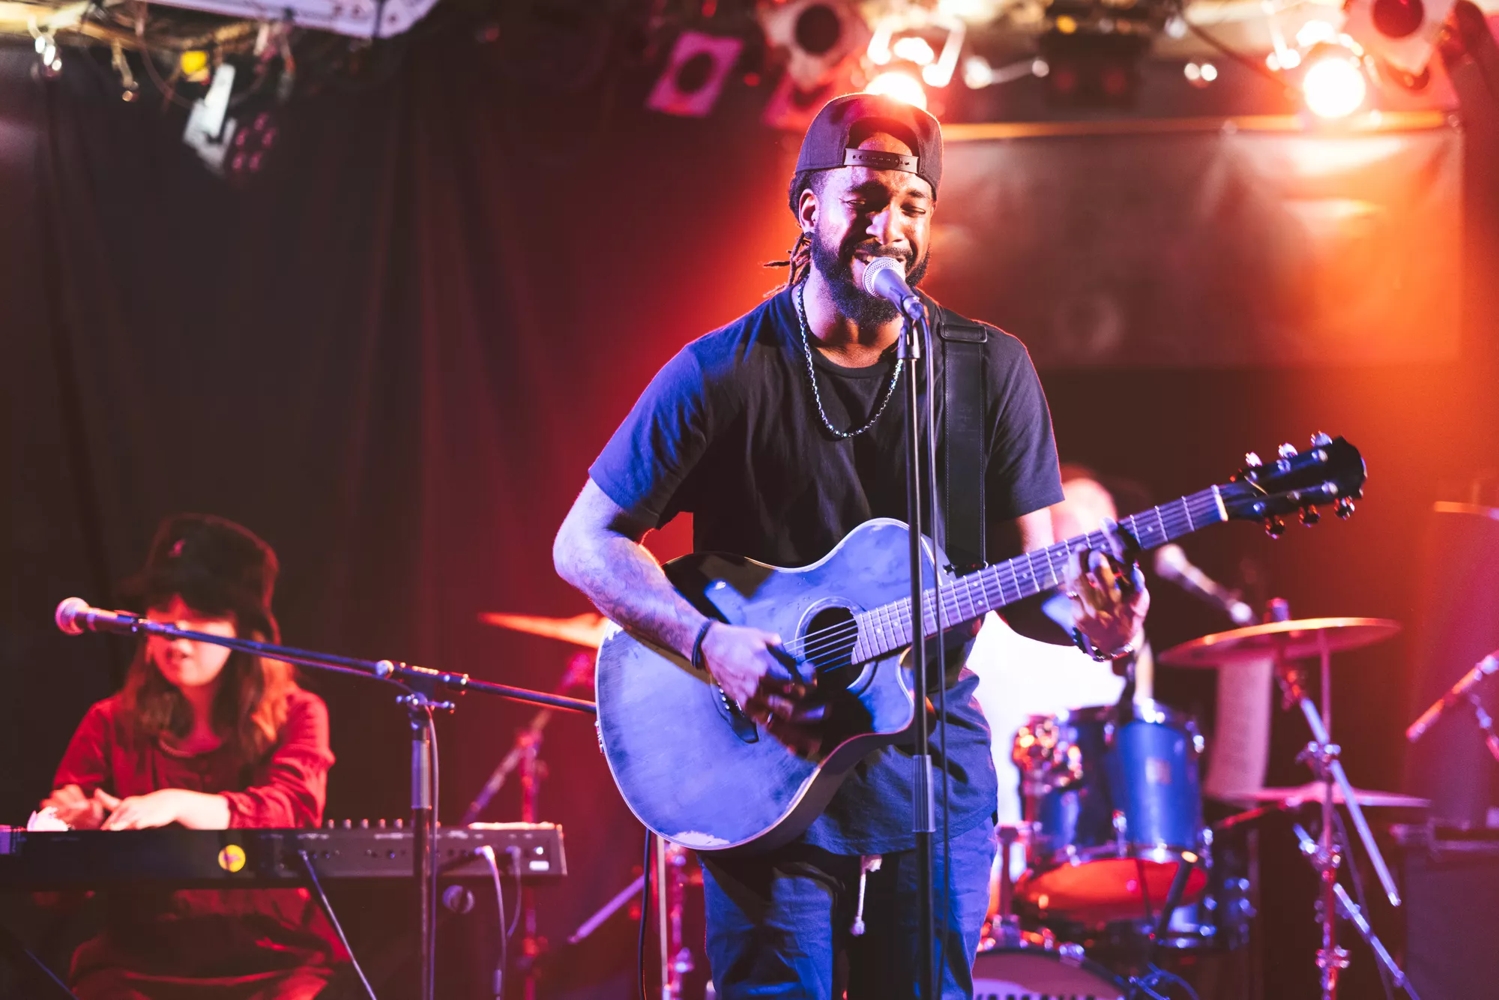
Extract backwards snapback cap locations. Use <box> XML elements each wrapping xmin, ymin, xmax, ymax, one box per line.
<box><xmin>788</xmin><ymin>93</ymin><xmax>943</xmax><ymax>213</ymax></box>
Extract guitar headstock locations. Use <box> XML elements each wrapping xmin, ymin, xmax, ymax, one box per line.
<box><xmin>1219</xmin><ymin>433</ymin><xmax>1366</xmax><ymax>537</ymax></box>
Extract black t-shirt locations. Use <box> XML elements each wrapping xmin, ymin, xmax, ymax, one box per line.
<box><xmin>590</xmin><ymin>286</ymin><xmax>1064</xmax><ymax>854</ymax></box>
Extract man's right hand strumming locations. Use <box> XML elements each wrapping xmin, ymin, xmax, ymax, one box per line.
<box><xmin>698</xmin><ymin>622</ymin><xmax>808</xmax><ymax>724</ymax></box>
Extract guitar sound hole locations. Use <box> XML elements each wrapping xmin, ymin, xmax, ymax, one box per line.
<box><xmin>801</xmin><ymin>607</ymin><xmax>858</xmax><ymax>691</ymax></box>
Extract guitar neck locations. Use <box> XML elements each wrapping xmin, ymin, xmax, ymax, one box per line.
<box><xmin>850</xmin><ymin>486</ymin><xmax>1229</xmax><ymax>661</ymax></box>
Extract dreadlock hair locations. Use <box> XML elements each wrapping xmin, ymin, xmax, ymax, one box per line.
<box><xmin>763</xmin><ymin>169</ymin><xmax>825</xmax><ymax>291</ymax></box>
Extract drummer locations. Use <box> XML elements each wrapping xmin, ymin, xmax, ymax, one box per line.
<box><xmin>969</xmin><ymin>466</ymin><xmax>1157</xmax><ymax>847</ymax></box>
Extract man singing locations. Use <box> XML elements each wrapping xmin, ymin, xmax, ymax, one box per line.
<box><xmin>553</xmin><ymin>94</ymin><xmax>1147</xmax><ymax>999</ymax></box>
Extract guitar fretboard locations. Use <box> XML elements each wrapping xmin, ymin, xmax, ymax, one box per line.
<box><xmin>845</xmin><ymin>486</ymin><xmax>1229</xmax><ymax>664</ymax></box>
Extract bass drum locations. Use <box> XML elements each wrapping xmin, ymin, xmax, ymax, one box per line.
<box><xmin>972</xmin><ymin>945</ymin><xmax>1125</xmax><ymax>1000</ymax></box>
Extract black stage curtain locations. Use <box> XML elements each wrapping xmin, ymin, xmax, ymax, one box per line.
<box><xmin>2</xmin><ymin>17</ymin><xmax>1498</xmax><ymax>999</ymax></box>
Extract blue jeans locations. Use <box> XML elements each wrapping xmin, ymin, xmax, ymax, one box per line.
<box><xmin>699</xmin><ymin>820</ymin><xmax>998</xmax><ymax>1000</ymax></box>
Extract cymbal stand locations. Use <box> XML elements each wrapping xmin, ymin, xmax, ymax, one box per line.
<box><xmin>1287</xmin><ymin>822</ymin><xmax>1420</xmax><ymax>999</ymax></box>
<box><xmin>663</xmin><ymin>843</ymin><xmax>695</xmax><ymax>1000</ymax></box>
<box><xmin>1271</xmin><ymin>627</ymin><xmax>1402</xmax><ymax>1000</ymax></box>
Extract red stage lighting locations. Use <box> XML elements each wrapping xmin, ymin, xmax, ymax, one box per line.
<box><xmin>864</xmin><ymin>69</ymin><xmax>929</xmax><ymax>110</ymax></box>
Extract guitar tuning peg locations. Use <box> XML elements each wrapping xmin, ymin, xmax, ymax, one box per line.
<box><xmin>1335</xmin><ymin>497</ymin><xmax>1355</xmax><ymax>519</ymax></box>
<box><xmin>1278</xmin><ymin>442</ymin><xmax>1299</xmax><ymax>459</ymax></box>
<box><xmin>1243</xmin><ymin>452</ymin><xmax>1263</xmax><ymax>468</ymax></box>
<box><xmin>1310</xmin><ymin>431</ymin><xmax>1333</xmax><ymax>447</ymax></box>
<box><xmin>1300</xmin><ymin>506</ymin><xmax>1321</xmax><ymax>526</ymax></box>
<box><xmin>1265</xmin><ymin>516</ymin><xmax>1287</xmax><ymax>538</ymax></box>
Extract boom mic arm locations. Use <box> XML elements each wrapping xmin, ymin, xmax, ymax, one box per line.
<box><xmin>1407</xmin><ymin>651</ymin><xmax>1499</xmax><ymax>743</ymax></box>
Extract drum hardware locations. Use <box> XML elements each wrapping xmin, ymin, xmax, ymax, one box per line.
<box><xmin>477</xmin><ymin>610</ymin><xmax>611</xmax><ymax>649</ymax></box>
<box><xmin>1156</xmin><ymin>616</ymin><xmax>1401</xmax><ymax>669</ymax></box>
<box><xmin>972</xmin><ymin>944</ymin><xmax>1128</xmax><ymax>1000</ymax></box>
<box><xmin>989</xmin><ymin>824</ymin><xmax>1028</xmax><ymax>948</ymax></box>
<box><xmin>1289</xmin><ymin>822</ymin><xmax>1422</xmax><ymax>1000</ymax></box>
<box><xmin>455</xmin><ymin>652</ymin><xmax>594</xmax><ymax>999</ymax></box>
<box><xmin>1161</xmin><ymin>608</ymin><xmax>1409</xmax><ymax>1000</ymax></box>
<box><xmin>1221</xmin><ymin>784</ymin><xmax>1430</xmax><ymax>810</ymax></box>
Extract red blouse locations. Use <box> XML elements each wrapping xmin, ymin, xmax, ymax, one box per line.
<box><xmin>56</xmin><ymin>688</ymin><xmax>336</xmax><ymax>828</ymax></box>
<box><xmin>51</xmin><ymin>687</ymin><xmax>350</xmax><ymax>1000</ymax></box>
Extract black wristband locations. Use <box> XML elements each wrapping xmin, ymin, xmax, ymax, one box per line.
<box><xmin>690</xmin><ymin>620</ymin><xmax>716</xmax><ymax>671</ymax></box>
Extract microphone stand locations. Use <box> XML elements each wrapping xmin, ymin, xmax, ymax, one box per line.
<box><xmin>64</xmin><ymin>612</ymin><xmax>594</xmax><ymax>1000</ymax></box>
<box><xmin>898</xmin><ymin>300</ymin><xmax>940</xmax><ymax>1000</ymax></box>
<box><xmin>1406</xmin><ymin>650</ymin><xmax>1499</xmax><ymax>762</ymax></box>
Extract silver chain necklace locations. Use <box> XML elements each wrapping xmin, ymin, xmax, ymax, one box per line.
<box><xmin>793</xmin><ymin>280</ymin><xmax>904</xmax><ymax>440</ymax></box>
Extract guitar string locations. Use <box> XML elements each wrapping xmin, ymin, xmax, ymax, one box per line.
<box><xmin>777</xmin><ymin>493</ymin><xmax>1225</xmax><ymax>672</ymax></box>
<box><xmin>783</xmin><ymin>493</ymin><xmax>1218</xmax><ymax>661</ymax></box>
<box><xmin>784</xmin><ymin>506</ymin><xmax>1213</xmax><ymax>669</ymax></box>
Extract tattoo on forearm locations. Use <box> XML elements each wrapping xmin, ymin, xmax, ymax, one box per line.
<box><xmin>565</xmin><ymin>535</ymin><xmax>704</xmax><ymax>659</ymax></box>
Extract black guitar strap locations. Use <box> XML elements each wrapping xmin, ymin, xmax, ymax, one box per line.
<box><xmin>936</xmin><ymin>307</ymin><xmax>988</xmax><ymax>575</ymax></box>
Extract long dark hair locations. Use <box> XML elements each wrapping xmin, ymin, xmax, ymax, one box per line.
<box><xmin>120</xmin><ymin>606</ymin><xmax>297</xmax><ymax>767</ymax></box>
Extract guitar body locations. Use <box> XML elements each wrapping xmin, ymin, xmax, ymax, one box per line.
<box><xmin>592</xmin><ymin>434</ymin><xmax>1367</xmax><ymax>854</ymax></box>
<box><xmin>595</xmin><ymin>518</ymin><xmax>934</xmax><ymax>853</ymax></box>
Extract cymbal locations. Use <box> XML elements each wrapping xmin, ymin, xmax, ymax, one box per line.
<box><xmin>478</xmin><ymin>611</ymin><xmax>610</xmax><ymax>650</ymax></box>
<box><xmin>1158</xmin><ymin>617</ymin><xmax>1401</xmax><ymax>668</ymax></box>
<box><xmin>1219</xmin><ymin>782</ymin><xmax>1429</xmax><ymax>809</ymax></box>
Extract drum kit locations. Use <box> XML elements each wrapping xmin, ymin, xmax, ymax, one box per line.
<box><xmin>982</xmin><ymin>609</ymin><xmax>1425</xmax><ymax>1000</ymax></box>
<box><xmin>479</xmin><ymin>605</ymin><xmax>1425</xmax><ymax>1000</ymax></box>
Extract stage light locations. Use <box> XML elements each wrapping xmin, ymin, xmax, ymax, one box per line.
<box><xmin>33</xmin><ymin>30</ymin><xmax>61</xmax><ymax>78</ymax></box>
<box><xmin>865</xmin><ymin>70</ymin><xmax>929</xmax><ymax>110</ymax></box>
<box><xmin>1184</xmin><ymin>61</ymin><xmax>1218</xmax><ymax>87</ymax></box>
<box><xmin>963</xmin><ymin>54</ymin><xmax>993</xmax><ymax>89</ymax></box>
<box><xmin>1266</xmin><ymin>48</ymin><xmax>1302</xmax><ymax>71</ymax></box>
<box><xmin>762</xmin><ymin>72</ymin><xmax>844</xmax><ymax>132</ymax></box>
<box><xmin>1302</xmin><ymin>49</ymin><xmax>1368</xmax><ymax>118</ymax></box>
<box><xmin>891</xmin><ymin>35</ymin><xmax>936</xmax><ymax>66</ymax></box>
<box><xmin>1296</xmin><ymin>19</ymin><xmax>1339</xmax><ymax>49</ymax></box>
<box><xmin>760</xmin><ymin>0</ymin><xmax>869</xmax><ymax>91</ymax></box>
<box><xmin>1344</xmin><ymin>0</ymin><xmax>1456</xmax><ymax>75</ymax></box>
<box><xmin>866</xmin><ymin>8</ymin><xmax>966</xmax><ymax>88</ymax></box>
<box><xmin>646</xmin><ymin>31</ymin><xmax>744</xmax><ymax>118</ymax></box>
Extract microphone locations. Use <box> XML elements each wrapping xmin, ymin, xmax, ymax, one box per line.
<box><xmin>1153</xmin><ymin>545</ymin><xmax>1255</xmax><ymax>626</ymax></box>
<box><xmin>861</xmin><ymin>256</ymin><xmax>923</xmax><ymax>319</ymax></box>
<box><xmin>55</xmin><ymin>598</ymin><xmax>144</xmax><ymax>636</ymax></box>
<box><xmin>1406</xmin><ymin>651</ymin><xmax>1499</xmax><ymax>743</ymax></box>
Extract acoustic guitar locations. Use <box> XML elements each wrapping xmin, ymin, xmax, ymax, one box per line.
<box><xmin>595</xmin><ymin>435</ymin><xmax>1366</xmax><ymax>853</ymax></box>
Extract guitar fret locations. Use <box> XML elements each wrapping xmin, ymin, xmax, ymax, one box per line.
<box><xmin>840</xmin><ymin>479</ymin><xmax>1257</xmax><ymax>660</ymax></box>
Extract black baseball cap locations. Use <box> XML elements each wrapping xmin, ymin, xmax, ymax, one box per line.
<box><xmin>788</xmin><ymin>93</ymin><xmax>943</xmax><ymax>213</ymax></box>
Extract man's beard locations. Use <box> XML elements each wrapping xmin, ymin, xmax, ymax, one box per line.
<box><xmin>809</xmin><ymin>229</ymin><xmax>930</xmax><ymax>327</ymax></box>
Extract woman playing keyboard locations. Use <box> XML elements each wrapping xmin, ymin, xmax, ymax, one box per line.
<box><xmin>41</xmin><ymin>513</ymin><xmax>349</xmax><ymax>999</ymax></box>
